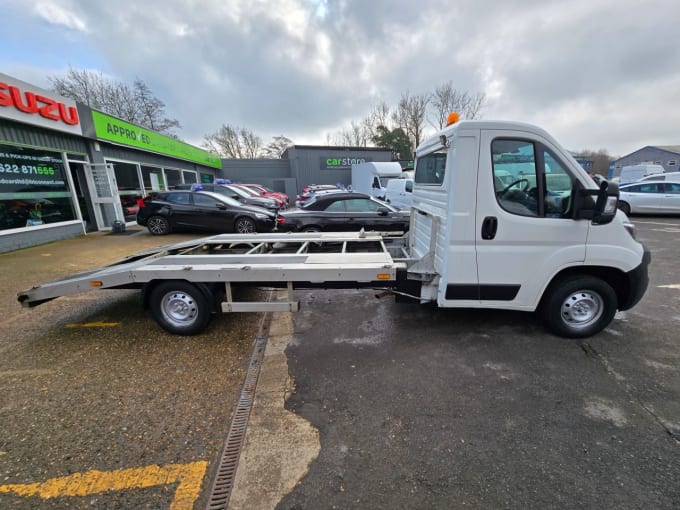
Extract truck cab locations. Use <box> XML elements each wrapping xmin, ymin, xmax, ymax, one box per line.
<box><xmin>406</xmin><ymin>119</ymin><xmax>649</xmax><ymax>338</ymax></box>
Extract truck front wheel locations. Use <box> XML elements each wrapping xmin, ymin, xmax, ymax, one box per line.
<box><xmin>149</xmin><ymin>281</ymin><xmax>212</xmax><ymax>335</ymax></box>
<box><xmin>540</xmin><ymin>275</ymin><xmax>617</xmax><ymax>338</ymax></box>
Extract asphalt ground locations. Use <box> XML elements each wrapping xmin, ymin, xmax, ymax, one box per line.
<box><xmin>1</xmin><ymin>217</ymin><xmax>679</xmax><ymax>509</ymax></box>
<box><xmin>0</xmin><ymin>227</ymin><xmax>266</xmax><ymax>509</ymax></box>
<box><xmin>275</xmin><ymin>217</ymin><xmax>680</xmax><ymax>509</ymax></box>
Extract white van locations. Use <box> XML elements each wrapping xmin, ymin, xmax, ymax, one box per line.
<box><xmin>385</xmin><ymin>178</ymin><xmax>414</xmax><ymax>209</ymax></box>
<box><xmin>351</xmin><ymin>162</ymin><xmax>403</xmax><ymax>199</ymax></box>
<box><xmin>618</xmin><ymin>164</ymin><xmax>664</xmax><ymax>184</ymax></box>
<box><xmin>638</xmin><ymin>171</ymin><xmax>680</xmax><ymax>183</ymax></box>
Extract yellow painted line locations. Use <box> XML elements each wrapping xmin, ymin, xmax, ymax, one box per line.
<box><xmin>658</xmin><ymin>284</ymin><xmax>680</xmax><ymax>289</ymax></box>
<box><xmin>0</xmin><ymin>461</ymin><xmax>207</xmax><ymax>510</ymax></box>
<box><xmin>65</xmin><ymin>321</ymin><xmax>119</xmax><ymax>328</ymax></box>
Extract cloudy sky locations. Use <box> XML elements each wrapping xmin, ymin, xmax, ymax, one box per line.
<box><xmin>1</xmin><ymin>0</ymin><xmax>679</xmax><ymax>156</ymax></box>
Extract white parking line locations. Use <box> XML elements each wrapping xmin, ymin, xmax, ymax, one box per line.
<box><xmin>633</xmin><ymin>220</ymin><xmax>680</xmax><ymax>227</ymax></box>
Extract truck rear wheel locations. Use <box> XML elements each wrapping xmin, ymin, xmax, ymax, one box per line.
<box><xmin>149</xmin><ymin>281</ymin><xmax>212</xmax><ymax>335</ymax></box>
<box><xmin>540</xmin><ymin>275</ymin><xmax>617</xmax><ymax>338</ymax></box>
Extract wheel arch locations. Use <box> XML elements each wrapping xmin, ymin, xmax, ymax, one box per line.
<box><xmin>142</xmin><ymin>280</ymin><xmax>223</xmax><ymax>313</ymax></box>
<box><xmin>538</xmin><ymin>265</ymin><xmax>630</xmax><ymax>311</ymax></box>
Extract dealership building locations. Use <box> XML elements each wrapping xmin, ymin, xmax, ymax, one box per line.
<box><xmin>1</xmin><ymin>72</ymin><xmax>402</xmax><ymax>253</ymax></box>
<box><xmin>0</xmin><ymin>72</ymin><xmax>221</xmax><ymax>253</ymax></box>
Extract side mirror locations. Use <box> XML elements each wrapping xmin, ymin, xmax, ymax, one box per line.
<box><xmin>216</xmin><ymin>203</ymin><xmax>227</xmax><ymax>210</ymax></box>
<box><xmin>377</xmin><ymin>207</ymin><xmax>389</xmax><ymax>216</ymax></box>
<box><xmin>574</xmin><ymin>181</ymin><xmax>619</xmax><ymax>224</ymax></box>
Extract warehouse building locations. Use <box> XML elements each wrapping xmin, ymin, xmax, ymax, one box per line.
<box><xmin>219</xmin><ymin>145</ymin><xmax>394</xmax><ymax>199</ymax></box>
<box><xmin>609</xmin><ymin>146</ymin><xmax>680</xmax><ymax>178</ymax></box>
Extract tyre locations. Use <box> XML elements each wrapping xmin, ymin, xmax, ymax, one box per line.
<box><xmin>149</xmin><ymin>281</ymin><xmax>212</xmax><ymax>335</ymax></box>
<box><xmin>235</xmin><ymin>216</ymin><xmax>256</xmax><ymax>233</ymax></box>
<box><xmin>302</xmin><ymin>226</ymin><xmax>321</xmax><ymax>233</ymax></box>
<box><xmin>147</xmin><ymin>215</ymin><xmax>171</xmax><ymax>235</ymax></box>
<box><xmin>539</xmin><ymin>275</ymin><xmax>617</xmax><ymax>338</ymax></box>
<box><xmin>618</xmin><ymin>201</ymin><xmax>631</xmax><ymax>216</ymax></box>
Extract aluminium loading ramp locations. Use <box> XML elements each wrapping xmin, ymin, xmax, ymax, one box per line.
<box><xmin>17</xmin><ymin>231</ymin><xmax>410</xmax><ymax>313</ymax></box>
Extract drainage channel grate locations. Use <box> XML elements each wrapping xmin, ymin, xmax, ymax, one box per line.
<box><xmin>206</xmin><ymin>332</ymin><xmax>268</xmax><ymax>509</ymax></box>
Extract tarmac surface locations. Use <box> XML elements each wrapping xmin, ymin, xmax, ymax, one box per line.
<box><xmin>236</xmin><ymin>217</ymin><xmax>680</xmax><ymax>510</ymax></box>
<box><xmin>0</xmin><ymin>227</ymin><xmax>264</xmax><ymax>509</ymax></box>
<box><xmin>1</xmin><ymin>218</ymin><xmax>680</xmax><ymax>509</ymax></box>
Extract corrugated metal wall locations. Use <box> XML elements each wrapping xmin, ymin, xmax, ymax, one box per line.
<box><xmin>286</xmin><ymin>147</ymin><xmax>392</xmax><ymax>189</ymax></box>
<box><xmin>0</xmin><ymin>118</ymin><xmax>88</xmax><ymax>154</ymax></box>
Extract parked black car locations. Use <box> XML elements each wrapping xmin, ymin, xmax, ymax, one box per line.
<box><xmin>173</xmin><ymin>183</ymin><xmax>279</xmax><ymax>213</ymax></box>
<box><xmin>277</xmin><ymin>192</ymin><xmax>410</xmax><ymax>232</ymax></box>
<box><xmin>137</xmin><ymin>191</ymin><xmax>276</xmax><ymax>235</ymax></box>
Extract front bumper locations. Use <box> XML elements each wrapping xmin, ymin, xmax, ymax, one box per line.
<box><xmin>619</xmin><ymin>248</ymin><xmax>651</xmax><ymax>311</ymax></box>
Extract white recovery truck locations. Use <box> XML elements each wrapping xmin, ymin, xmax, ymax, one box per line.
<box><xmin>18</xmin><ymin>119</ymin><xmax>650</xmax><ymax>338</ymax></box>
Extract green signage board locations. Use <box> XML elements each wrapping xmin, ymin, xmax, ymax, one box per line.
<box><xmin>91</xmin><ymin>110</ymin><xmax>221</xmax><ymax>168</ymax></box>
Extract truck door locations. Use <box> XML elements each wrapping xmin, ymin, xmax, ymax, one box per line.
<box><xmin>474</xmin><ymin>131</ymin><xmax>589</xmax><ymax>308</ymax></box>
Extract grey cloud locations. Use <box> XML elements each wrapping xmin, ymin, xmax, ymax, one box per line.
<box><xmin>4</xmin><ymin>0</ymin><xmax>680</xmax><ymax>154</ymax></box>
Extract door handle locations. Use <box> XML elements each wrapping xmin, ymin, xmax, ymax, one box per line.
<box><xmin>481</xmin><ymin>216</ymin><xmax>498</xmax><ymax>240</ymax></box>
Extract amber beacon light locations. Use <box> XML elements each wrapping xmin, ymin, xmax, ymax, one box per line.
<box><xmin>446</xmin><ymin>112</ymin><xmax>460</xmax><ymax>126</ymax></box>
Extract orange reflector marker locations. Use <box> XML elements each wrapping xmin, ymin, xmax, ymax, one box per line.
<box><xmin>377</xmin><ymin>274</ymin><xmax>391</xmax><ymax>280</ymax></box>
<box><xmin>90</xmin><ymin>281</ymin><xmax>103</xmax><ymax>287</ymax></box>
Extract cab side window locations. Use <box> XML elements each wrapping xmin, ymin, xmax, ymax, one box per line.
<box><xmin>492</xmin><ymin>140</ymin><xmax>538</xmax><ymax>217</ymax></box>
<box><xmin>542</xmin><ymin>150</ymin><xmax>573</xmax><ymax>217</ymax></box>
<box><xmin>492</xmin><ymin>139</ymin><xmax>575</xmax><ymax>218</ymax></box>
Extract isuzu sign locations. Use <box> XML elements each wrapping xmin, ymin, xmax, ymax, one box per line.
<box><xmin>0</xmin><ymin>73</ymin><xmax>83</xmax><ymax>136</ymax></box>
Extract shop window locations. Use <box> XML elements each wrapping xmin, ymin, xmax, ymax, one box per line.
<box><xmin>111</xmin><ymin>161</ymin><xmax>143</xmax><ymax>221</ymax></box>
<box><xmin>0</xmin><ymin>143</ymin><xmax>76</xmax><ymax>231</ymax></box>
<box><xmin>182</xmin><ymin>170</ymin><xmax>198</xmax><ymax>184</ymax></box>
<box><xmin>141</xmin><ymin>165</ymin><xmax>165</xmax><ymax>192</ymax></box>
<box><xmin>165</xmin><ymin>169</ymin><xmax>182</xmax><ymax>188</ymax></box>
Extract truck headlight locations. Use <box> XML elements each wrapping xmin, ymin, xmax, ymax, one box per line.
<box><xmin>623</xmin><ymin>220</ymin><xmax>636</xmax><ymax>239</ymax></box>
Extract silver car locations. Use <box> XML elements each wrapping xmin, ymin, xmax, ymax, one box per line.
<box><xmin>618</xmin><ymin>181</ymin><xmax>680</xmax><ymax>215</ymax></box>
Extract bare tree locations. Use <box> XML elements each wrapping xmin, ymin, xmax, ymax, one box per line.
<box><xmin>430</xmin><ymin>81</ymin><xmax>486</xmax><ymax>129</ymax></box>
<box><xmin>393</xmin><ymin>91</ymin><xmax>430</xmax><ymax>148</ymax></box>
<box><xmin>49</xmin><ymin>67</ymin><xmax>180</xmax><ymax>136</ymax></box>
<box><xmin>327</xmin><ymin>120</ymin><xmax>371</xmax><ymax>147</ymax></box>
<box><xmin>203</xmin><ymin>124</ymin><xmax>263</xmax><ymax>158</ymax></box>
<box><xmin>574</xmin><ymin>149</ymin><xmax>616</xmax><ymax>176</ymax></box>
<box><xmin>261</xmin><ymin>136</ymin><xmax>294</xmax><ymax>158</ymax></box>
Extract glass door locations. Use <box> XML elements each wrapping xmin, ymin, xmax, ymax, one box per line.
<box><xmin>83</xmin><ymin>163</ymin><xmax>125</xmax><ymax>230</ymax></box>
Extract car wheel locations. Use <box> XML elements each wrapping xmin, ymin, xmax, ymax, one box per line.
<box><xmin>235</xmin><ymin>216</ymin><xmax>256</xmax><ymax>233</ymax></box>
<box><xmin>147</xmin><ymin>215</ymin><xmax>171</xmax><ymax>235</ymax></box>
<box><xmin>539</xmin><ymin>275</ymin><xmax>617</xmax><ymax>338</ymax></box>
<box><xmin>618</xmin><ymin>201</ymin><xmax>631</xmax><ymax>216</ymax></box>
<box><xmin>149</xmin><ymin>281</ymin><xmax>212</xmax><ymax>335</ymax></box>
<box><xmin>302</xmin><ymin>226</ymin><xmax>321</xmax><ymax>233</ymax></box>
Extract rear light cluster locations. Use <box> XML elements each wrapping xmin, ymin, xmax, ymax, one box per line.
<box><xmin>136</xmin><ymin>195</ymin><xmax>155</xmax><ymax>208</ymax></box>
<box><xmin>275</xmin><ymin>216</ymin><xmax>286</xmax><ymax>224</ymax></box>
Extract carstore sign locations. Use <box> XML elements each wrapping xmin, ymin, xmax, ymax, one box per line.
<box><xmin>0</xmin><ymin>73</ymin><xmax>82</xmax><ymax>136</ymax></box>
<box><xmin>91</xmin><ymin>110</ymin><xmax>221</xmax><ymax>168</ymax></box>
<box><xmin>321</xmin><ymin>156</ymin><xmax>372</xmax><ymax>170</ymax></box>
